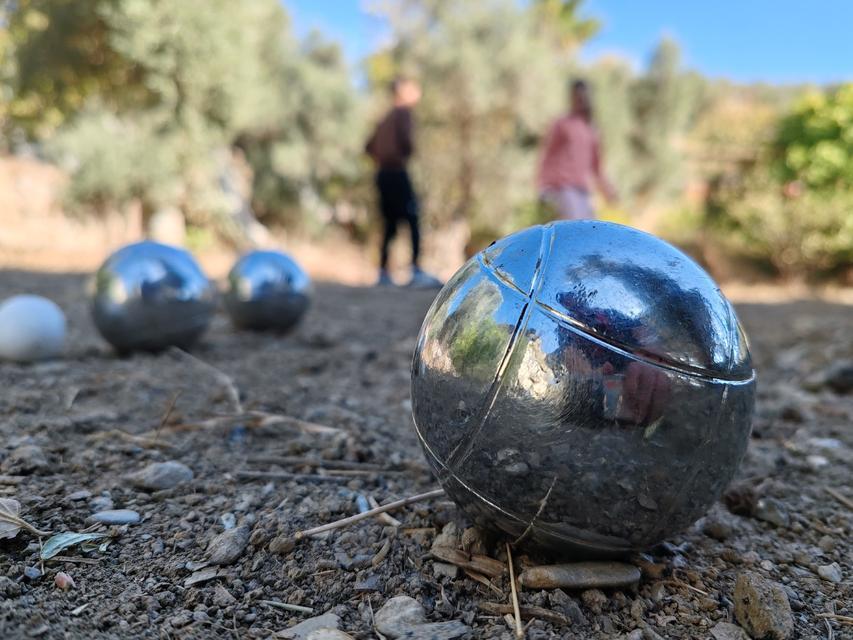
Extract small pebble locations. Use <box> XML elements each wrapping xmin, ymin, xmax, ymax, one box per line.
<box><xmin>548</xmin><ymin>589</ymin><xmax>587</xmax><ymax>625</ymax></box>
<box><xmin>306</xmin><ymin>631</ymin><xmax>355</xmax><ymax>640</ymax></box>
<box><xmin>269</xmin><ymin>535</ymin><xmax>295</xmax><ymax>555</ymax></box>
<box><xmin>23</xmin><ymin>566</ymin><xmax>42</xmax><ymax>581</ymax></box>
<box><xmin>816</xmin><ymin>562</ymin><xmax>842</xmax><ymax>583</ymax></box>
<box><xmin>1</xmin><ymin>445</ymin><xmax>48</xmax><ymax>475</ymax></box>
<box><xmin>207</xmin><ymin>525</ymin><xmax>250</xmax><ymax>565</ymax></box>
<box><xmin>374</xmin><ymin>595</ymin><xmax>469</xmax><ymax>639</ymax></box>
<box><xmin>374</xmin><ymin>596</ymin><xmax>425</xmax><ymax>635</ymax></box>
<box><xmin>820</xmin><ymin>360</ymin><xmax>853</xmax><ymax>393</ymax></box>
<box><xmin>433</xmin><ymin>562</ymin><xmax>459</xmax><ymax>580</ymax></box>
<box><xmin>54</xmin><ymin>572</ymin><xmax>75</xmax><ymax>590</ymax></box>
<box><xmin>753</xmin><ymin>498</ymin><xmax>789</xmax><ymax>528</ymax></box>
<box><xmin>212</xmin><ymin>584</ymin><xmax>237</xmax><ymax>606</ymax></box>
<box><xmin>65</xmin><ymin>490</ymin><xmax>92</xmax><ymax>502</ymax></box>
<box><xmin>580</xmin><ymin>588</ymin><xmax>607</xmax><ymax>614</ymax></box>
<box><xmin>702</xmin><ymin>518</ymin><xmax>733</xmax><ymax>541</ymax></box>
<box><xmin>89</xmin><ymin>495</ymin><xmax>114</xmax><ymax>511</ymax></box>
<box><xmin>710</xmin><ymin>621</ymin><xmax>751</xmax><ymax>640</ymax></box>
<box><xmin>277</xmin><ymin>613</ymin><xmax>341</xmax><ymax>640</ymax></box>
<box><xmin>354</xmin><ymin>575</ymin><xmax>382</xmax><ymax>592</ymax></box>
<box><xmin>805</xmin><ymin>455</ymin><xmax>828</xmax><ymax>470</ymax></box>
<box><xmin>88</xmin><ymin>509</ymin><xmax>141</xmax><ymax>525</ymax></box>
<box><xmin>817</xmin><ymin>535</ymin><xmax>835</xmax><ymax>553</ymax></box>
<box><xmin>733</xmin><ymin>572</ymin><xmax>794</xmax><ymax>640</ymax></box>
<box><xmin>520</xmin><ymin>561</ymin><xmax>641</xmax><ymax>590</ymax></box>
<box><xmin>430</xmin><ymin>522</ymin><xmax>460</xmax><ymax>552</ymax></box>
<box><xmin>127</xmin><ymin>460</ymin><xmax>193</xmax><ymax>491</ymax></box>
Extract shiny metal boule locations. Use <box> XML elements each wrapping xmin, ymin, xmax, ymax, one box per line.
<box><xmin>411</xmin><ymin>220</ymin><xmax>755</xmax><ymax>557</ymax></box>
<box><xmin>224</xmin><ymin>250</ymin><xmax>311</xmax><ymax>332</ymax></box>
<box><xmin>91</xmin><ymin>241</ymin><xmax>217</xmax><ymax>352</ymax></box>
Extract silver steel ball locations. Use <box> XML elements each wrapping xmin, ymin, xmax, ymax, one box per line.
<box><xmin>91</xmin><ymin>240</ymin><xmax>217</xmax><ymax>352</ymax></box>
<box><xmin>224</xmin><ymin>250</ymin><xmax>311</xmax><ymax>332</ymax></box>
<box><xmin>411</xmin><ymin>221</ymin><xmax>755</xmax><ymax>557</ymax></box>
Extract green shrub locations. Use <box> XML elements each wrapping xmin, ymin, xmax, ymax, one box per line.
<box><xmin>708</xmin><ymin>168</ymin><xmax>853</xmax><ymax>278</ymax></box>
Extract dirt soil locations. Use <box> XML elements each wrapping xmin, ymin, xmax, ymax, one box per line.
<box><xmin>0</xmin><ymin>270</ymin><xmax>850</xmax><ymax>639</ymax></box>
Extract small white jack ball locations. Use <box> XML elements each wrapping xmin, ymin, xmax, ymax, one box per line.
<box><xmin>0</xmin><ymin>294</ymin><xmax>67</xmax><ymax>362</ymax></box>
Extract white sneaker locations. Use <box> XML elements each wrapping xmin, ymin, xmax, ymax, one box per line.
<box><xmin>407</xmin><ymin>268</ymin><xmax>443</xmax><ymax>289</ymax></box>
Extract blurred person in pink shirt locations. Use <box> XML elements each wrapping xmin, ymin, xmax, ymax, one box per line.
<box><xmin>537</xmin><ymin>79</ymin><xmax>617</xmax><ymax>220</ymax></box>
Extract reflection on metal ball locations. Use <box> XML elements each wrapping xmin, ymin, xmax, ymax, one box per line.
<box><xmin>224</xmin><ymin>250</ymin><xmax>311</xmax><ymax>332</ymax></box>
<box><xmin>411</xmin><ymin>221</ymin><xmax>755</xmax><ymax>557</ymax></box>
<box><xmin>91</xmin><ymin>241</ymin><xmax>217</xmax><ymax>352</ymax></box>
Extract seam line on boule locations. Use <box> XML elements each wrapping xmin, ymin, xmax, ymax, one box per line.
<box><xmin>478</xmin><ymin>253</ymin><xmax>753</xmax><ymax>383</ymax></box>
<box><xmin>533</xmin><ymin>299</ymin><xmax>755</xmax><ymax>384</ymax></box>
<box><xmin>478</xmin><ymin>254</ymin><xmax>528</xmax><ymax>297</ymax></box>
<box><xmin>445</xmin><ymin>225</ymin><xmax>555</xmax><ymax>470</ymax></box>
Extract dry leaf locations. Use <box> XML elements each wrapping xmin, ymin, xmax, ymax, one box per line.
<box><xmin>0</xmin><ymin>498</ymin><xmax>22</xmax><ymax>539</ymax></box>
<box><xmin>41</xmin><ymin>532</ymin><xmax>107</xmax><ymax>560</ymax></box>
<box><xmin>431</xmin><ymin>547</ymin><xmax>506</xmax><ymax>578</ymax></box>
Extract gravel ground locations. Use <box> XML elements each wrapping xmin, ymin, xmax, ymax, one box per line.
<box><xmin>0</xmin><ymin>270</ymin><xmax>850</xmax><ymax>639</ymax></box>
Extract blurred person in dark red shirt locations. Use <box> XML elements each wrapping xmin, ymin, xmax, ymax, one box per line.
<box><xmin>366</xmin><ymin>77</ymin><xmax>441</xmax><ymax>288</ymax></box>
<box><xmin>538</xmin><ymin>80</ymin><xmax>617</xmax><ymax>220</ymax></box>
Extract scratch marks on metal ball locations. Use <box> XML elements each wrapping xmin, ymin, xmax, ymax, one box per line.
<box><xmin>513</xmin><ymin>475</ymin><xmax>558</xmax><ymax>546</ymax></box>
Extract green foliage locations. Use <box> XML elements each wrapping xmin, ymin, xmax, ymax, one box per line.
<box><xmin>48</xmin><ymin>107</ymin><xmax>181</xmax><ymax>216</ymax></box>
<box><xmin>585</xmin><ymin>39</ymin><xmax>709</xmax><ymax>211</ymax></box>
<box><xmin>449</xmin><ymin>317</ymin><xmax>508</xmax><ymax>381</ymax></box>
<box><xmin>775</xmin><ymin>85</ymin><xmax>853</xmax><ymax>189</ymax></box>
<box><xmin>1</xmin><ymin>0</ymin><xmax>137</xmax><ymax>137</ymax></box>
<box><xmin>3</xmin><ymin>0</ymin><xmax>363</xmax><ymax>236</ymax></box>
<box><xmin>531</xmin><ymin>0</ymin><xmax>600</xmax><ymax>52</ymax></box>
<box><xmin>698</xmin><ymin>83</ymin><xmax>853</xmax><ymax>279</ymax></box>
<box><xmin>708</xmin><ymin>168</ymin><xmax>853</xmax><ymax>277</ymax></box>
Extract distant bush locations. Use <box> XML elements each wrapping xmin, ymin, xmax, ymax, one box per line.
<box><xmin>774</xmin><ymin>85</ymin><xmax>853</xmax><ymax>190</ymax></box>
<box><xmin>679</xmin><ymin>84</ymin><xmax>853</xmax><ymax>280</ymax></box>
<box><xmin>707</xmin><ymin>168</ymin><xmax>853</xmax><ymax>278</ymax></box>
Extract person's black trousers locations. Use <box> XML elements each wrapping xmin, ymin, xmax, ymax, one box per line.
<box><xmin>376</xmin><ymin>168</ymin><xmax>420</xmax><ymax>269</ymax></box>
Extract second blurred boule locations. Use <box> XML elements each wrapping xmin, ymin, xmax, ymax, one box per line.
<box><xmin>224</xmin><ymin>250</ymin><xmax>311</xmax><ymax>332</ymax></box>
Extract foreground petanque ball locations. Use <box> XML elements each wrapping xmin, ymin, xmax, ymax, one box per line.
<box><xmin>224</xmin><ymin>250</ymin><xmax>311</xmax><ymax>332</ymax></box>
<box><xmin>0</xmin><ymin>295</ymin><xmax>66</xmax><ymax>362</ymax></box>
<box><xmin>91</xmin><ymin>241</ymin><xmax>217</xmax><ymax>352</ymax></box>
<box><xmin>411</xmin><ymin>220</ymin><xmax>755</xmax><ymax>557</ymax></box>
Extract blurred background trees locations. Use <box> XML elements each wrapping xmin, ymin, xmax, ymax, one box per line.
<box><xmin>2</xmin><ymin>0</ymin><xmax>363</xmax><ymax>244</ymax></box>
<box><xmin>0</xmin><ymin>0</ymin><xmax>850</xmax><ymax>279</ymax></box>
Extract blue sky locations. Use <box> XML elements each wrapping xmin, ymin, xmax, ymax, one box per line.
<box><xmin>285</xmin><ymin>0</ymin><xmax>852</xmax><ymax>85</ymax></box>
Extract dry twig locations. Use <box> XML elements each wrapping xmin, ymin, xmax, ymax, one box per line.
<box><xmin>825</xmin><ymin>487</ymin><xmax>853</xmax><ymax>511</ymax></box>
<box><xmin>666</xmin><ymin>578</ymin><xmax>710</xmax><ymax>597</ymax></box>
<box><xmin>368</xmin><ymin>495</ymin><xmax>403</xmax><ymax>527</ymax></box>
<box><xmin>294</xmin><ymin>488</ymin><xmax>445</xmax><ymax>539</ymax></box>
<box><xmin>464</xmin><ymin>569</ymin><xmax>504</xmax><ymax>596</ymax></box>
<box><xmin>506</xmin><ymin>543</ymin><xmax>524</xmax><ymax>639</ymax></box>
<box><xmin>478</xmin><ymin>602</ymin><xmax>569</xmax><ymax>626</ymax></box>
<box><xmin>235</xmin><ymin>470</ymin><xmax>350</xmax><ymax>484</ymax></box>
<box><xmin>153</xmin><ymin>391</ymin><xmax>181</xmax><ymax>442</ymax></box>
<box><xmin>167</xmin><ymin>412</ymin><xmax>341</xmax><ymax>436</ymax></box>
<box><xmin>87</xmin><ymin>429</ymin><xmax>175</xmax><ymax>451</ymax></box>
<box><xmin>260</xmin><ymin>600</ymin><xmax>314</xmax><ymax>614</ymax></box>
<box><xmin>818</xmin><ymin>613</ymin><xmax>853</xmax><ymax>626</ymax></box>
<box><xmin>371</xmin><ymin>539</ymin><xmax>392</xmax><ymax>567</ymax></box>
<box><xmin>247</xmin><ymin>455</ymin><xmax>385</xmax><ymax>471</ymax></box>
